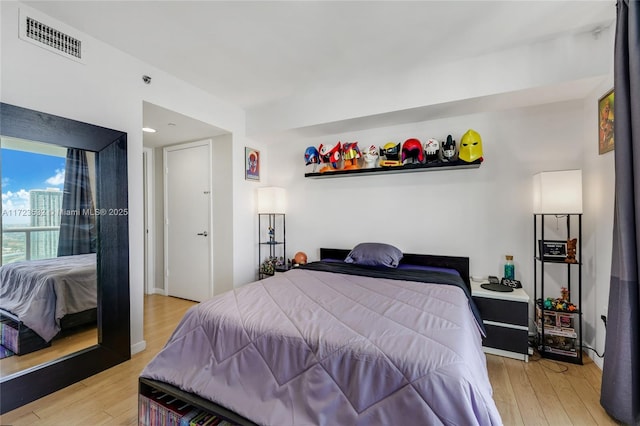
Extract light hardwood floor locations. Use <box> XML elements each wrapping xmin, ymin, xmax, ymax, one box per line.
<box><xmin>0</xmin><ymin>324</ymin><xmax>97</xmax><ymax>377</ymax></box>
<box><xmin>0</xmin><ymin>294</ymin><xmax>621</xmax><ymax>425</ymax></box>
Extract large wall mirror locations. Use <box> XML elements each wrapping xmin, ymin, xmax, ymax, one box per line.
<box><xmin>0</xmin><ymin>103</ymin><xmax>130</xmax><ymax>413</ymax></box>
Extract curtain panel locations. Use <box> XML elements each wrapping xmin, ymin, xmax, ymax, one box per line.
<box><xmin>601</xmin><ymin>1</ymin><xmax>640</xmax><ymax>424</ymax></box>
<box><xmin>57</xmin><ymin>149</ymin><xmax>96</xmax><ymax>256</ymax></box>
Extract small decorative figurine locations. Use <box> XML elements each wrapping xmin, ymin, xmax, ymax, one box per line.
<box><xmin>423</xmin><ymin>138</ymin><xmax>440</xmax><ymax>163</ymax></box>
<box><xmin>439</xmin><ymin>135</ymin><xmax>458</xmax><ymax>162</ymax></box>
<box><xmin>401</xmin><ymin>138</ymin><xmax>424</xmax><ymax>164</ymax></box>
<box><xmin>275</xmin><ymin>256</ymin><xmax>287</xmax><ymax>271</ymax></box>
<box><xmin>304</xmin><ymin>146</ymin><xmax>320</xmax><ymax>172</ymax></box>
<box><xmin>268</xmin><ymin>226</ymin><xmax>275</xmax><ymax>243</ymax></box>
<box><xmin>459</xmin><ymin>129</ymin><xmax>484</xmax><ymax>163</ymax></box>
<box><xmin>318</xmin><ymin>141</ymin><xmax>342</xmax><ymax>172</ymax></box>
<box><xmin>561</xmin><ymin>287</ymin><xmax>569</xmax><ymax>301</ymax></box>
<box><xmin>379</xmin><ymin>142</ymin><xmax>402</xmax><ymax>167</ymax></box>
<box><xmin>342</xmin><ymin>142</ymin><xmax>361</xmax><ymax>170</ymax></box>
<box><xmin>565</xmin><ymin>238</ymin><xmax>578</xmax><ymax>263</ymax></box>
<box><xmin>260</xmin><ymin>257</ymin><xmax>276</xmax><ymax>276</ymax></box>
<box><xmin>293</xmin><ymin>251</ymin><xmax>307</xmax><ymax>266</ymax></box>
<box><xmin>362</xmin><ymin>144</ymin><xmax>379</xmax><ymax>168</ymax></box>
<box><xmin>539</xmin><ymin>297</ymin><xmax>578</xmax><ymax>312</ymax></box>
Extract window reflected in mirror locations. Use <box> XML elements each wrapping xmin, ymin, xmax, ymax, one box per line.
<box><xmin>0</xmin><ymin>137</ymin><xmax>98</xmax><ymax>376</ymax></box>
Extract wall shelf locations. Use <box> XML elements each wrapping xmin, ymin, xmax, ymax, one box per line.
<box><xmin>304</xmin><ymin>159</ymin><xmax>481</xmax><ymax>179</ymax></box>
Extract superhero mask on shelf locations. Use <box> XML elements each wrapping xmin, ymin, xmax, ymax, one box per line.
<box><xmin>318</xmin><ymin>141</ymin><xmax>342</xmax><ymax>172</ymax></box>
<box><xmin>379</xmin><ymin>142</ymin><xmax>402</xmax><ymax>167</ymax></box>
<box><xmin>304</xmin><ymin>146</ymin><xmax>320</xmax><ymax>172</ymax></box>
<box><xmin>362</xmin><ymin>144</ymin><xmax>379</xmax><ymax>168</ymax></box>
<box><xmin>342</xmin><ymin>142</ymin><xmax>361</xmax><ymax>170</ymax></box>
<box><xmin>459</xmin><ymin>129</ymin><xmax>484</xmax><ymax>163</ymax></box>
<box><xmin>439</xmin><ymin>135</ymin><xmax>458</xmax><ymax>162</ymax></box>
<box><xmin>401</xmin><ymin>138</ymin><xmax>423</xmax><ymax>164</ymax></box>
<box><xmin>423</xmin><ymin>138</ymin><xmax>440</xmax><ymax>163</ymax></box>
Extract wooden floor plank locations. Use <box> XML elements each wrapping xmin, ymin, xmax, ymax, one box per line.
<box><xmin>523</xmin><ymin>356</ymin><xmax>573</xmax><ymax>425</ymax></box>
<box><xmin>110</xmin><ymin>405</ymin><xmax>139</xmax><ymax>426</ymax></box>
<box><xmin>576</xmin><ymin>354</ymin><xmax>608</xmax><ymax>396</ymax></box>
<box><xmin>0</xmin><ymin>326</ymin><xmax>97</xmax><ymax>376</ymax></box>
<box><xmin>486</xmin><ymin>354</ymin><xmax>525</xmax><ymax>425</ymax></box>
<box><xmin>569</xmin><ymin>375</ymin><xmax>619</xmax><ymax>426</ymax></box>
<box><xmin>540</xmin><ymin>358</ymin><xmax>599</xmax><ymax>425</ymax></box>
<box><xmin>0</xmin><ymin>409</ymin><xmax>41</xmax><ymax>426</ymax></box>
<box><xmin>503</xmin><ymin>357</ymin><xmax>549</xmax><ymax>425</ymax></box>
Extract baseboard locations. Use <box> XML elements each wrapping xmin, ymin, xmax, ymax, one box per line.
<box><xmin>483</xmin><ymin>346</ymin><xmax>529</xmax><ymax>362</ymax></box>
<box><xmin>131</xmin><ymin>340</ymin><xmax>147</xmax><ymax>355</ymax></box>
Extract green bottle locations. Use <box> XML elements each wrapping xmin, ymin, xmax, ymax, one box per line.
<box><xmin>504</xmin><ymin>255</ymin><xmax>515</xmax><ymax>280</ymax></box>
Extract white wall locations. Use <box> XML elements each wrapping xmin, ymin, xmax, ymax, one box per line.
<box><xmin>582</xmin><ymin>78</ymin><xmax>616</xmax><ymax>369</ymax></box>
<box><xmin>248</xmin><ymin>25</ymin><xmax>613</xmax><ymax>137</ymax></box>
<box><xmin>267</xmin><ymin>95</ymin><xmax>615</xmax><ymax>364</ymax></box>
<box><xmin>0</xmin><ymin>2</ymin><xmax>254</xmax><ymax>354</ymax></box>
<box><xmin>269</xmin><ymin>100</ymin><xmax>583</xmax><ymax>295</ymax></box>
<box><xmin>257</xmin><ymin>16</ymin><xmax>616</xmax><ymax>371</ymax></box>
<box><xmin>211</xmin><ymin>134</ymin><xmax>235</xmax><ymax>293</ymax></box>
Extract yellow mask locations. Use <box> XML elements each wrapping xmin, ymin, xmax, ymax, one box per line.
<box><xmin>459</xmin><ymin>129</ymin><xmax>483</xmax><ymax>162</ymax></box>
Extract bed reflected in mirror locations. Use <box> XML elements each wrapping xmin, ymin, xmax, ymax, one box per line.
<box><xmin>0</xmin><ymin>103</ymin><xmax>129</xmax><ymax>414</ymax></box>
<box><xmin>0</xmin><ymin>137</ymin><xmax>99</xmax><ymax>377</ymax></box>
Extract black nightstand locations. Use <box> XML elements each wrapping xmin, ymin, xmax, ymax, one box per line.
<box><xmin>472</xmin><ymin>281</ymin><xmax>530</xmax><ymax>361</ymax></box>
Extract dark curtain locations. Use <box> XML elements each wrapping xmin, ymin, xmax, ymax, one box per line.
<box><xmin>57</xmin><ymin>149</ymin><xmax>96</xmax><ymax>256</ymax></box>
<box><xmin>601</xmin><ymin>1</ymin><xmax>640</xmax><ymax>424</ymax></box>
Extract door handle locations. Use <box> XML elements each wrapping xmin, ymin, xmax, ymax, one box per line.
<box><xmin>197</xmin><ymin>231</ymin><xmax>208</xmax><ymax>237</ymax></box>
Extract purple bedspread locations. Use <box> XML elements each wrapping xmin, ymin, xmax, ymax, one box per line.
<box><xmin>0</xmin><ymin>253</ymin><xmax>96</xmax><ymax>341</ymax></box>
<box><xmin>141</xmin><ymin>267</ymin><xmax>502</xmax><ymax>426</ymax></box>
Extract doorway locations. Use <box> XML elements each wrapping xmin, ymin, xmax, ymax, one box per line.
<box><xmin>163</xmin><ymin>140</ymin><xmax>213</xmax><ymax>302</ymax></box>
<box><xmin>141</xmin><ymin>101</ymin><xmax>233</xmax><ymax>302</ymax></box>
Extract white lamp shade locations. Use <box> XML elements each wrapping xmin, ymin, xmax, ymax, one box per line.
<box><xmin>257</xmin><ymin>187</ymin><xmax>286</xmax><ymax>214</ymax></box>
<box><xmin>533</xmin><ymin>170</ymin><xmax>583</xmax><ymax>214</ymax></box>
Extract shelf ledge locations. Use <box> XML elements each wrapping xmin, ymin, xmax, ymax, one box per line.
<box><xmin>535</xmin><ymin>257</ymin><xmax>581</xmax><ymax>264</ymax></box>
<box><xmin>305</xmin><ymin>159</ymin><xmax>481</xmax><ymax>179</ymax></box>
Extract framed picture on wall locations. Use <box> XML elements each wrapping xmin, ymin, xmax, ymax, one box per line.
<box><xmin>245</xmin><ymin>147</ymin><xmax>260</xmax><ymax>181</ymax></box>
<box><xmin>598</xmin><ymin>88</ymin><xmax>614</xmax><ymax>155</ymax></box>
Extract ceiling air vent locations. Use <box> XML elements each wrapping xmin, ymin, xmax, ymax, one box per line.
<box><xmin>19</xmin><ymin>9</ymin><xmax>85</xmax><ymax>63</ymax></box>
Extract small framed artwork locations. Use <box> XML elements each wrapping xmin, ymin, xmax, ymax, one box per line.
<box><xmin>245</xmin><ymin>147</ymin><xmax>260</xmax><ymax>181</ymax></box>
<box><xmin>538</xmin><ymin>240</ymin><xmax>567</xmax><ymax>261</ymax></box>
<box><xmin>598</xmin><ymin>88</ymin><xmax>614</xmax><ymax>155</ymax></box>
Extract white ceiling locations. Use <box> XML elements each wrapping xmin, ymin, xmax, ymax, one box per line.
<box><xmin>24</xmin><ymin>1</ymin><xmax>616</xmax><ymax>146</ymax></box>
<box><xmin>142</xmin><ymin>102</ymin><xmax>228</xmax><ymax>148</ymax></box>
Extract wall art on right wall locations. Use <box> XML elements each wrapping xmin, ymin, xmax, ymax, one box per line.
<box><xmin>598</xmin><ymin>88</ymin><xmax>615</xmax><ymax>155</ymax></box>
<box><xmin>245</xmin><ymin>147</ymin><xmax>260</xmax><ymax>181</ymax></box>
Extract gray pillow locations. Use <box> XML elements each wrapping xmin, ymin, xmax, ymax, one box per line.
<box><xmin>344</xmin><ymin>243</ymin><xmax>403</xmax><ymax>268</ymax></box>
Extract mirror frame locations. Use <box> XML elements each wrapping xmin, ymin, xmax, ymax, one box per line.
<box><xmin>0</xmin><ymin>103</ymin><xmax>130</xmax><ymax>413</ymax></box>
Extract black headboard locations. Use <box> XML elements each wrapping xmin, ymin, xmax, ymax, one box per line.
<box><xmin>319</xmin><ymin>248</ymin><xmax>471</xmax><ymax>292</ymax></box>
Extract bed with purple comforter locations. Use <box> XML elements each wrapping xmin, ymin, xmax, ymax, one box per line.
<box><xmin>141</xmin><ymin>258</ymin><xmax>502</xmax><ymax>426</ymax></box>
<box><xmin>0</xmin><ymin>253</ymin><xmax>97</xmax><ymax>343</ymax></box>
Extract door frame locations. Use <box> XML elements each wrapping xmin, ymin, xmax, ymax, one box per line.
<box><xmin>163</xmin><ymin>139</ymin><xmax>214</xmax><ymax>299</ymax></box>
<box><xmin>143</xmin><ymin>147</ymin><xmax>156</xmax><ymax>295</ymax></box>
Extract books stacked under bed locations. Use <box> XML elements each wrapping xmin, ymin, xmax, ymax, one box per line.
<box><xmin>0</xmin><ymin>312</ymin><xmax>50</xmax><ymax>355</ymax></box>
<box><xmin>139</xmin><ymin>387</ymin><xmax>237</xmax><ymax>426</ymax></box>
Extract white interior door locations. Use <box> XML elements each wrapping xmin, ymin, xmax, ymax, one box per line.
<box><xmin>164</xmin><ymin>140</ymin><xmax>212</xmax><ymax>302</ymax></box>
